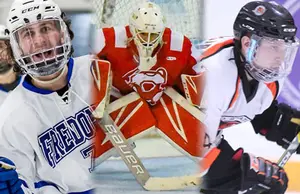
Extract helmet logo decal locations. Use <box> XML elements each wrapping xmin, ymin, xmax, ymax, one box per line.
<box><xmin>253</xmin><ymin>5</ymin><xmax>267</xmax><ymax>16</ymax></box>
<box><xmin>22</xmin><ymin>6</ymin><xmax>39</xmax><ymax>14</ymax></box>
<box><xmin>283</xmin><ymin>28</ymin><xmax>296</xmax><ymax>32</ymax></box>
<box><xmin>242</xmin><ymin>23</ymin><xmax>254</xmax><ymax>31</ymax></box>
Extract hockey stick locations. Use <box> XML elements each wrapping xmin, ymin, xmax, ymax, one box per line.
<box><xmin>245</xmin><ymin>118</ymin><xmax>300</xmax><ymax>194</ymax></box>
<box><xmin>91</xmin><ymin>60</ymin><xmax>203</xmax><ymax>190</ymax></box>
<box><xmin>99</xmin><ymin>112</ymin><xmax>202</xmax><ymax>190</ymax></box>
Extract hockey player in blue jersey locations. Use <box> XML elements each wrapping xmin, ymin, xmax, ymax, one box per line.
<box><xmin>0</xmin><ymin>0</ymin><xmax>111</xmax><ymax>193</ymax></box>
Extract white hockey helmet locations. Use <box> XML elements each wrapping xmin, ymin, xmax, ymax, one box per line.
<box><xmin>0</xmin><ymin>25</ymin><xmax>9</xmax><ymax>40</ymax></box>
<box><xmin>129</xmin><ymin>2</ymin><xmax>166</xmax><ymax>59</ymax></box>
<box><xmin>6</xmin><ymin>0</ymin><xmax>72</xmax><ymax>78</ymax></box>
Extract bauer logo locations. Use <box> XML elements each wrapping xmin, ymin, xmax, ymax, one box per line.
<box><xmin>22</xmin><ymin>6</ymin><xmax>39</xmax><ymax>13</ymax></box>
<box><xmin>267</xmin><ymin>0</ymin><xmax>300</xmax><ymax>108</ymax></box>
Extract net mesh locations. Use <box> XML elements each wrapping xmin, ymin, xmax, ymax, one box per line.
<box><xmin>91</xmin><ymin>0</ymin><xmax>203</xmax><ymax>47</ymax></box>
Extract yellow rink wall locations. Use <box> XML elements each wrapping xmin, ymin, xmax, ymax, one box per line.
<box><xmin>285</xmin><ymin>161</ymin><xmax>300</xmax><ymax>192</ymax></box>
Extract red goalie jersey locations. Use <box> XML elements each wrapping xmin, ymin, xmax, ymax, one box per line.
<box><xmin>92</xmin><ymin>25</ymin><xmax>205</xmax><ymax>162</ymax></box>
<box><xmin>95</xmin><ymin>25</ymin><xmax>201</xmax><ymax>104</ymax></box>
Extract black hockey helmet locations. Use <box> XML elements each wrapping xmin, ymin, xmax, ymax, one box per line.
<box><xmin>233</xmin><ymin>1</ymin><xmax>297</xmax><ymax>41</ymax></box>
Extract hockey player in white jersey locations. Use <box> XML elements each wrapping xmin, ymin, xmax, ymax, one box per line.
<box><xmin>200</xmin><ymin>1</ymin><xmax>300</xmax><ymax>194</ymax></box>
<box><xmin>0</xmin><ymin>0</ymin><xmax>111</xmax><ymax>193</ymax></box>
<box><xmin>0</xmin><ymin>25</ymin><xmax>21</xmax><ymax>105</ymax></box>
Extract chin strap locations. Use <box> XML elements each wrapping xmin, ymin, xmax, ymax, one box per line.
<box><xmin>30</xmin><ymin>65</ymin><xmax>68</xmax><ymax>85</ymax></box>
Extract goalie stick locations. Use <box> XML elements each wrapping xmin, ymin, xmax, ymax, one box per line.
<box><xmin>244</xmin><ymin>118</ymin><xmax>300</xmax><ymax>194</ymax></box>
<box><xmin>91</xmin><ymin>59</ymin><xmax>204</xmax><ymax>190</ymax></box>
<box><xmin>99</xmin><ymin>112</ymin><xmax>203</xmax><ymax>190</ymax></box>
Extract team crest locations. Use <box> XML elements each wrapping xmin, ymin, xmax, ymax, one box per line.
<box><xmin>123</xmin><ymin>67</ymin><xmax>168</xmax><ymax>105</ymax></box>
<box><xmin>253</xmin><ymin>5</ymin><xmax>267</xmax><ymax>16</ymax></box>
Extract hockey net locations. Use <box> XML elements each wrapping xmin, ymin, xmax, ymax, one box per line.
<box><xmin>91</xmin><ymin>0</ymin><xmax>204</xmax><ymax>49</ymax></box>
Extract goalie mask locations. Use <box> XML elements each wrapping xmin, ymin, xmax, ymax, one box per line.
<box><xmin>7</xmin><ymin>0</ymin><xmax>71</xmax><ymax>78</ymax></box>
<box><xmin>129</xmin><ymin>2</ymin><xmax>166</xmax><ymax>69</ymax></box>
<box><xmin>0</xmin><ymin>25</ymin><xmax>15</xmax><ymax>75</ymax></box>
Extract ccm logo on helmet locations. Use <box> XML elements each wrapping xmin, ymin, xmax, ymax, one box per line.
<box><xmin>22</xmin><ymin>6</ymin><xmax>39</xmax><ymax>14</ymax></box>
<box><xmin>242</xmin><ymin>24</ymin><xmax>254</xmax><ymax>31</ymax></box>
<box><xmin>283</xmin><ymin>28</ymin><xmax>296</xmax><ymax>32</ymax></box>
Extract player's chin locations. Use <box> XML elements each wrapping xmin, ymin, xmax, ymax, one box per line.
<box><xmin>35</xmin><ymin>67</ymin><xmax>64</xmax><ymax>82</ymax></box>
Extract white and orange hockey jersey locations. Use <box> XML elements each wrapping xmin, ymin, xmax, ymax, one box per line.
<box><xmin>200</xmin><ymin>37</ymin><xmax>283</xmax><ymax>148</ymax></box>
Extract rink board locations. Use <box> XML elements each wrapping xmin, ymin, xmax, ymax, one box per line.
<box><xmin>284</xmin><ymin>162</ymin><xmax>300</xmax><ymax>191</ymax></box>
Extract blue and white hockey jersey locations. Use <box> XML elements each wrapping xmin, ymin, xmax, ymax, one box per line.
<box><xmin>0</xmin><ymin>55</ymin><xmax>110</xmax><ymax>194</ymax></box>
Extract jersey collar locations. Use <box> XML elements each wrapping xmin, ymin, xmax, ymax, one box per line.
<box><xmin>0</xmin><ymin>75</ymin><xmax>22</xmax><ymax>93</ymax></box>
<box><xmin>22</xmin><ymin>58</ymin><xmax>74</xmax><ymax>95</ymax></box>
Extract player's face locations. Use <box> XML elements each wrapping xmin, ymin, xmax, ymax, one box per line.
<box><xmin>242</xmin><ymin>36</ymin><xmax>286</xmax><ymax>69</ymax></box>
<box><xmin>138</xmin><ymin>32</ymin><xmax>159</xmax><ymax>42</ymax></box>
<box><xmin>241</xmin><ymin>34</ymin><xmax>299</xmax><ymax>82</ymax></box>
<box><xmin>16</xmin><ymin>20</ymin><xmax>63</xmax><ymax>63</ymax></box>
<box><xmin>0</xmin><ymin>40</ymin><xmax>14</xmax><ymax>74</ymax></box>
<box><xmin>253</xmin><ymin>39</ymin><xmax>286</xmax><ymax>69</ymax></box>
<box><xmin>137</xmin><ymin>32</ymin><xmax>160</xmax><ymax>46</ymax></box>
<box><xmin>0</xmin><ymin>40</ymin><xmax>8</xmax><ymax>61</ymax></box>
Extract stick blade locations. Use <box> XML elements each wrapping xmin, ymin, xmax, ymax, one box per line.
<box><xmin>143</xmin><ymin>173</ymin><xmax>201</xmax><ymax>191</ymax></box>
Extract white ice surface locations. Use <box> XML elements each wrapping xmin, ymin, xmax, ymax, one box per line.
<box><xmin>93</xmin><ymin>138</ymin><xmax>199</xmax><ymax>194</ymax></box>
<box><xmin>222</xmin><ymin>122</ymin><xmax>300</xmax><ymax>161</ymax></box>
<box><xmin>92</xmin><ymin>123</ymin><xmax>300</xmax><ymax>193</ymax></box>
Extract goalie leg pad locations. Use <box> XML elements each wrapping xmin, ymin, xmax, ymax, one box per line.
<box><xmin>151</xmin><ymin>88</ymin><xmax>205</xmax><ymax>158</ymax></box>
<box><xmin>94</xmin><ymin>92</ymin><xmax>156</xmax><ymax>162</ymax></box>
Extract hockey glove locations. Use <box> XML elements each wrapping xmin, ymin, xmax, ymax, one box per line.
<box><xmin>0</xmin><ymin>157</ymin><xmax>24</xmax><ymax>194</ymax></box>
<box><xmin>240</xmin><ymin>153</ymin><xmax>288</xmax><ymax>194</ymax></box>
<box><xmin>252</xmin><ymin>101</ymin><xmax>300</xmax><ymax>154</ymax></box>
<box><xmin>200</xmin><ymin>139</ymin><xmax>288</xmax><ymax>194</ymax></box>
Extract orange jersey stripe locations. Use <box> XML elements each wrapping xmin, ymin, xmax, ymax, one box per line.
<box><xmin>200</xmin><ymin>39</ymin><xmax>234</xmax><ymax>61</ymax></box>
<box><xmin>200</xmin><ymin>147</ymin><xmax>221</xmax><ymax>172</ymax></box>
<box><xmin>228</xmin><ymin>77</ymin><xmax>241</xmax><ymax>109</ymax></box>
<box><xmin>265</xmin><ymin>82</ymin><xmax>278</xmax><ymax>99</ymax></box>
